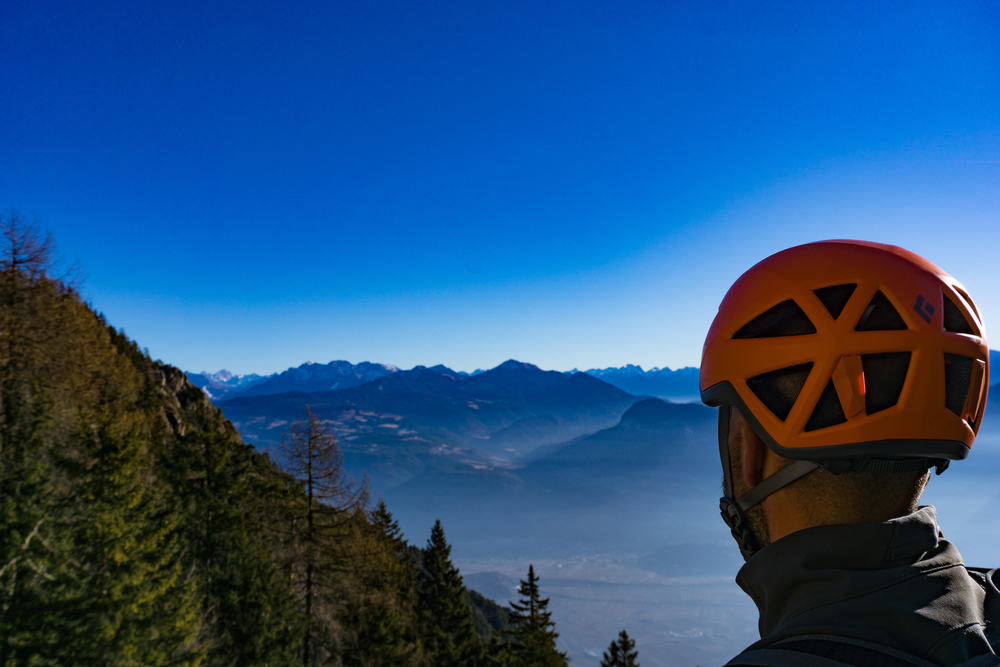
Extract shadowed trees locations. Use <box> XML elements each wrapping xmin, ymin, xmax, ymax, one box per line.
<box><xmin>0</xmin><ymin>214</ymin><xmax>532</xmax><ymax>666</ymax></box>
<box><xmin>507</xmin><ymin>565</ymin><xmax>568</xmax><ymax>667</ymax></box>
<box><xmin>419</xmin><ymin>519</ymin><xmax>481</xmax><ymax>666</ymax></box>
<box><xmin>601</xmin><ymin>629</ymin><xmax>640</xmax><ymax>667</ymax></box>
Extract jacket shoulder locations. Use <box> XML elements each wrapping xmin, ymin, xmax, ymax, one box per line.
<box><xmin>965</xmin><ymin>567</ymin><xmax>1000</xmax><ymax>649</ymax></box>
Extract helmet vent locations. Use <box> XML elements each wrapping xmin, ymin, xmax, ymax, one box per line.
<box><xmin>733</xmin><ymin>300</ymin><xmax>817</xmax><ymax>339</ymax></box>
<box><xmin>814</xmin><ymin>283</ymin><xmax>857</xmax><ymax>320</ymax></box>
<box><xmin>954</xmin><ymin>287</ymin><xmax>980</xmax><ymax>320</ymax></box>
<box><xmin>944</xmin><ymin>354</ymin><xmax>974</xmax><ymax>416</ymax></box>
<box><xmin>943</xmin><ymin>295</ymin><xmax>975</xmax><ymax>335</ymax></box>
<box><xmin>746</xmin><ymin>363</ymin><xmax>813</xmax><ymax>421</ymax></box>
<box><xmin>804</xmin><ymin>380</ymin><xmax>848</xmax><ymax>431</ymax></box>
<box><xmin>861</xmin><ymin>352</ymin><xmax>911</xmax><ymax>414</ymax></box>
<box><xmin>856</xmin><ymin>291</ymin><xmax>908</xmax><ymax>331</ymax></box>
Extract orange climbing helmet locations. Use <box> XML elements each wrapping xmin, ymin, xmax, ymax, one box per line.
<box><xmin>702</xmin><ymin>240</ymin><xmax>988</xmax><ymax>462</ymax></box>
<box><xmin>701</xmin><ymin>241</ymin><xmax>989</xmax><ymax>559</ymax></box>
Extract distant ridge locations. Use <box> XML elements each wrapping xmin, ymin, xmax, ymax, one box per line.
<box><xmin>186</xmin><ymin>369</ymin><xmax>273</xmax><ymax>400</ymax></box>
<box><xmin>210</xmin><ymin>360</ymin><xmax>400</xmax><ymax>398</ymax></box>
<box><xmin>213</xmin><ymin>358</ymin><xmax>642</xmax><ymax>490</ymax></box>
<box><xmin>195</xmin><ymin>350</ymin><xmax>1000</xmax><ymax>405</ymax></box>
<box><xmin>580</xmin><ymin>365</ymin><xmax>700</xmax><ymax>401</ymax></box>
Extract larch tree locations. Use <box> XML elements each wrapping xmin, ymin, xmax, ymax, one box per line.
<box><xmin>281</xmin><ymin>407</ymin><xmax>367</xmax><ymax>666</ymax></box>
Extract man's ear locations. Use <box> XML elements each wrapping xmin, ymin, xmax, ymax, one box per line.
<box><xmin>738</xmin><ymin>412</ymin><xmax>768</xmax><ymax>489</ymax></box>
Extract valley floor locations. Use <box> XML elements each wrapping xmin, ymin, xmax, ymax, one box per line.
<box><xmin>457</xmin><ymin>553</ymin><xmax>759</xmax><ymax>667</ymax></box>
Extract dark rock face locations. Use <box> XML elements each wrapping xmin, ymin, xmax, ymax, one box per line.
<box><xmin>157</xmin><ymin>365</ymin><xmax>234</xmax><ymax>437</ymax></box>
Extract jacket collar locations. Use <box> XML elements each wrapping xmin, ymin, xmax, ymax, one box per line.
<box><xmin>735</xmin><ymin>506</ymin><xmax>990</xmax><ymax>662</ymax></box>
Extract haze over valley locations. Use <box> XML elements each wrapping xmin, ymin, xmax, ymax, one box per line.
<box><xmin>193</xmin><ymin>355</ymin><xmax>1000</xmax><ymax>667</ymax></box>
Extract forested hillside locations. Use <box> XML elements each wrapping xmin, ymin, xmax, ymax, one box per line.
<box><xmin>0</xmin><ymin>215</ymin><xmax>575</xmax><ymax>666</ymax></box>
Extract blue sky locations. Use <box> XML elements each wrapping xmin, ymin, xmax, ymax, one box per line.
<box><xmin>2</xmin><ymin>1</ymin><xmax>998</xmax><ymax>375</ymax></box>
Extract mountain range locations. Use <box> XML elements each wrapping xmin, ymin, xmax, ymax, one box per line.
<box><xmin>188</xmin><ymin>360</ymin><xmax>703</xmax><ymax>402</ymax></box>
<box><xmin>573</xmin><ymin>365</ymin><xmax>700</xmax><ymax>401</ymax></box>
<box><xmin>194</xmin><ymin>351</ymin><xmax>1000</xmax><ymax>404</ymax></box>
<box><xmin>199</xmin><ymin>353</ymin><xmax>1000</xmax><ymax>551</ymax></box>
<box><xmin>186</xmin><ymin>369</ymin><xmax>272</xmax><ymax>400</ymax></box>
<box><xmin>214</xmin><ymin>360</ymin><xmax>640</xmax><ymax>489</ymax></box>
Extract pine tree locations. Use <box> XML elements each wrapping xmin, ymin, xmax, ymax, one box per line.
<box><xmin>61</xmin><ymin>410</ymin><xmax>202</xmax><ymax>666</ymax></box>
<box><xmin>339</xmin><ymin>505</ymin><xmax>423</xmax><ymax>667</ymax></box>
<box><xmin>600</xmin><ymin>629</ymin><xmax>639</xmax><ymax>667</ymax></box>
<box><xmin>419</xmin><ymin>519</ymin><xmax>479</xmax><ymax>667</ymax></box>
<box><xmin>507</xmin><ymin>565</ymin><xmax>568</xmax><ymax>667</ymax></box>
<box><xmin>371</xmin><ymin>499</ymin><xmax>404</xmax><ymax>545</ymax></box>
<box><xmin>167</xmin><ymin>425</ymin><xmax>304</xmax><ymax>666</ymax></box>
<box><xmin>0</xmin><ymin>387</ymin><xmax>76</xmax><ymax>665</ymax></box>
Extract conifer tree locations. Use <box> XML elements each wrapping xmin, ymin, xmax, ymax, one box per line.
<box><xmin>371</xmin><ymin>499</ymin><xmax>404</xmax><ymax>545</ymax></box>
<box><xmin>419</xmin><ymin>519</ymin><xmax>480</xmax><ymax>667</ymax></box>
<box><xmin>168</xmin><ymin>425</ymin><xmax>304</xmax><ymax>666</ymax></box>
<box><xmin>0</xmin><ymin>217</ymin><xmax>66</xmax><ymax>639</ymax></box>
<box><xmin>507</xmin><ymin>565</ymin><xmax>568</xmax><ymax>667</ymax></box>
<box><xmin>62</xmin><ymin>410</ymin><xmax>202</xmax><ymax>666</ymax></box>
<box><xmin>600</xmin><ymin>629</ymin><xmax>639</xmax><ymax>667</ymax></box>
<box><xmin>339</xmin><ymin>504</ymin><xmax>423</xmax><ymax>667</ymax></box>
<box><xmin>0</xmin><ymin>388</ymin><xmax>75</xmax><ymax>665</ymax></box>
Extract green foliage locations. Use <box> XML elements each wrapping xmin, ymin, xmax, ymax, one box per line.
<box><xmin>419</xmin><ymin>520</ymin><xmax>480</xmax><ymax>667</ymax></box>
<box><xmin>0</xmin><ymin>214</ymin><xmax>534</xmax><ymax>667</ymax></box>
<box><xmin>61</xmin><ymin>410</ymin><xmax>202</xmax><ymax>666</ymax></box>
<box><xmin>167</xmin><ymin>425</ymin><xmax>304</xmax><ymax>666</ymax></box>
<box><xmin>507</xmin><ymin>565</ymin><xmax>568</xmax><ymax>667</ymax></box>
<box><xmin>465</xmin><ymin>589</ymin><xmax>510</xmax><ymax>640</ymax></box>
<box><xmin>0</xmin><ymin>386</ymin><xmax>74</xmax><ymax>666</ymax></box>
<box><xmin>601</xmin><ymin>629</ymin><xmax>640</xmax><ymax>667</ymax></box>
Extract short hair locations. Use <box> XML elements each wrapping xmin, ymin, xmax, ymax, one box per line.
<box><xmin>729</xmin><ymin>420</ymin><xmax>930</xmax><ymax>549</ymax></box>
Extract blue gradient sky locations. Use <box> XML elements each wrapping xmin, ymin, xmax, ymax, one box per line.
<box><xmin>2</xmin><ymin>1</ymin><xmax>998</xmax><ymax>375</ymax></box>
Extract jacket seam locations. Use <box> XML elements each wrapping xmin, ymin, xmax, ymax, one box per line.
<box><xmin>919</xmin><ymin>620</ymin><xmax>989</xmax><ymax>659</ymax></box>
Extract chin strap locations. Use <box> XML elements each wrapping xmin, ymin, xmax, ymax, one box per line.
<box><xmin>720</xmin><ymin>460</ymin><xmax>822</xmax><ymax>561</ymax></box>
<box><xmin>716</xmin><ymin>407</ymin><xmax>942</xmax><ymax>561</ymax></box>
<box><xmin>720</xmin><ymin>497</ymin><xmax>759</xmax><ymax>561</ymax></box>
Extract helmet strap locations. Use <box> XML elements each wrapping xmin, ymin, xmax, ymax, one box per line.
<box><xmin>718</xmin><ymin>404</ymin><xmax>938</xmax><ymax>560</ymax></box>
<box><xmin>720</xmin><ymin>496</ymin><xmax>759</xmax><ymax>561</ymax></box>
<box><xmin>719</xmin><ymin>459</ymin><xmax>822</xmax><ymax>561</ymax></box>
<box><xmin>718</xmin><ymin>406</ymin><xmax>820</xmax><ymax>560</ymax></box>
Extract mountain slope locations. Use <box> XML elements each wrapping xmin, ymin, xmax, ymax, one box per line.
<box><xmin>521</xmin><ymin>398</ymin><xmax>717</xmax><ymax>471</ymax></box>
<box><xmin>215</xmin><ymin>360</ymin><xmax>641</xmax><ymax>491</ymax></box>
<box><xmin>383</xmin><ymin>397</ymin><xmax>723</xmax><ymax>554</ymax></box>
<box><xmin>220</xmin><ymin>360</ymin><xmax>638</xmax><ymax>453</ymax></box>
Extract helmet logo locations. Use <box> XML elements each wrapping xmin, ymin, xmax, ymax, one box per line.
<box><xmin>914</xmin><ymin>294</ymin><xmax>935</xmax><ymax>324</ymax></box>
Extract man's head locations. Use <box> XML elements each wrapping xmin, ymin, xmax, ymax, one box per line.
<box><xmin>726</xmin><ymin>406</ymin><xmax>930</xmax><ymax>550</ymax></box>
<box><xmin>700</xmin><ymin>241</ymin><xmax>988</xmax><ymax>559</ymax></box>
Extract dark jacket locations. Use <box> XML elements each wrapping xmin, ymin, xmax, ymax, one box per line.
<box><xmin>732</xmin><ymin>506</ymin><xmax>1000</xmax><ymax>666</ymax></box>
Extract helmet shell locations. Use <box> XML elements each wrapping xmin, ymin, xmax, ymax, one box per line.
<box><xmin>700</xmin><ymin>240</ymin><xmax>988</xmax><ymax>461</ymax></box>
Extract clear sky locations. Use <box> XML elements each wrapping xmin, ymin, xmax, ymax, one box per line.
<box><xmin>2</xmin><ymin>1</ymin><xmax>998</xmax><ymax>375</ymax></box>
